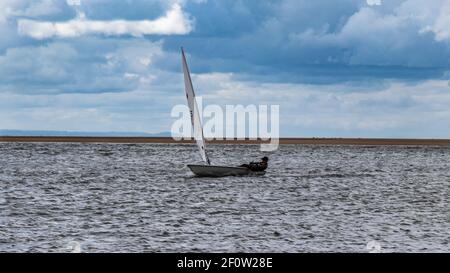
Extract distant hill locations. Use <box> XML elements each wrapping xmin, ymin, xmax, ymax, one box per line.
<box><xmin>0</xmin><ymin>129</ymin><xmax>173</xmax><ymax>137</ymax></box>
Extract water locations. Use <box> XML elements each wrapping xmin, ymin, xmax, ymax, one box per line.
<box><xmin>0</xmin><ymin>142</ymin><xmax>449</xmax><ymax>252</ymax></box>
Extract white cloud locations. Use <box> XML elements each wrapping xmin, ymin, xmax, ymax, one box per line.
<box><xmin>66</xmin><ymin>0</ymin><xmax>81</xmax><ymax>6</ymax></box>
<box><xmin>2</xmin><ymin>71</ymin><xmax>450</xmax><ymax>137</ymax></box>
<box><xmin>366</xmin><ymin>0</ymin><xmax>382</xmax><ymax>6</ymax></box>
<box><xmin>284</xmin><ymin>0</ymin><xmax>450</xmax><ymax>67</ymax></box>
<box><xmin>421</xmin><ymin>0</ymin><xmax>450</xmax><ymax>41</ymax></box>
<box><xmin>22</xmin><ymin>0</ymin><xmax>61</xmax><ymax>17</ymax></box>
<box><xmin>17</xmin><ymin>3</ymin><xmax>193</xmax><ymax>39</ymax></box>
<box><xmin>0</xmin><ymin>38</ymin><xmax>166</xmax><ymax>94</ymax></box>
<box><xmin>186</xmin><ymin>72</ymin><xmax>450</xmax><ymax>137</ymax></box>
<box><xmin>0</xmin><ymin>0</ymin><xmax>61</xmax><ymax>23</ymax></box>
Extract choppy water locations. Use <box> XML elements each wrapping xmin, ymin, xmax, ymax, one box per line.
<box><xmin>0</xmin><ymin>142</ymin><xmax>449</xmax><ymax>253</ymax></box>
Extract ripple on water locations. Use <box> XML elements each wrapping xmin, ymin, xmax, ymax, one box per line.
<box><xmin>0</xmin><ymin>143</ymin><xmax>449</xmax><ymax>252</ymax></box>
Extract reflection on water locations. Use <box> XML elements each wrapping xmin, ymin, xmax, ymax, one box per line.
<box><xmin>0</xmin><ymin>143</ymin><xmax>449</xmax><ymax>252</ymax></box>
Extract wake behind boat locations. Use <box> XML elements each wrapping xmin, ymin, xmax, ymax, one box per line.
<box><xmin>181</xmin><ymin>48</ymin><xmax>267</xmax><ymax>177</ymax></box>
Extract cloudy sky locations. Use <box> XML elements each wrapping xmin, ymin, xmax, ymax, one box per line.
<box><xmin>1</xmin><ymin>0</ymin><xmax>450</xmax><ymax>137</ymax></box>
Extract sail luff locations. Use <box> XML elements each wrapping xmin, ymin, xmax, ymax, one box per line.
<box><xmin>181</xmin><ymin>48</ymin><xmax>211</xmax><ymax>165</ymax></box>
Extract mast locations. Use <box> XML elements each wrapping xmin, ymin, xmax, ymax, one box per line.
<box><xmin>181</xmin><ymin>47</ymin><xmax>211</xmax><ymax>165</ymax></box>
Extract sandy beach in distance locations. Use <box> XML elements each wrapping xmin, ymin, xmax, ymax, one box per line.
<box><xmin>1</xmin><ymin>136</ymin><xmax>450</xmax><ymax>146</ymax></box>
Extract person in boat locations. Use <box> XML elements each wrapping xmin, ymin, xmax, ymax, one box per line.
<box><xmin>240</xmin><ymin>156</ymin><xmax>269</xmax><ymax>172</ymax></box>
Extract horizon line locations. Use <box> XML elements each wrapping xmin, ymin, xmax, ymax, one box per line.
<box><xmin>1</xmin><ymin>136</ymin><xmax>450</xmax><ymax>146</ymax></box>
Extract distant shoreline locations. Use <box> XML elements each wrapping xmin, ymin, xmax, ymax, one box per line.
<box><xmin>1</xmin><ymin>136</ymin><xmax>450</xmax><ymax>146</ymax></box>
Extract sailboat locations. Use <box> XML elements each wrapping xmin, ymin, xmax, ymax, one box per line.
<box><xmin>181</xmin><ymin>48</ymin><xmax>266</xmax><ymax>177</ymax></box>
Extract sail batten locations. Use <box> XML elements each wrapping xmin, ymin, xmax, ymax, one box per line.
<box><xmin>182</xmin><ymin>48</ymin><xmax>211</xmax><ymax>165</ymax></box>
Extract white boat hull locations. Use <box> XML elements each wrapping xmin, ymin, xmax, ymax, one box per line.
<box><xmin>187</xmin><ymin>165</ymin><xmax>266</xmax><ymax>177</ymax></box>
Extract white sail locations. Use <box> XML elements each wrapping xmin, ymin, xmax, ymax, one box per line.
<box><xmin>181</xmin><ymin>48</ymin><xmax>211</xmax><ymax>165</ymax></box>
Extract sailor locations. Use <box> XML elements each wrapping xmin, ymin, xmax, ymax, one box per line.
<box><xmin>240</xmin><ymin>156</ymin><xmax>269</xmax><ymax>171</ymax></box>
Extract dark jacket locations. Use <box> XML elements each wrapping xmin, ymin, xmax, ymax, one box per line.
<box><xmin>247</xmin><ymin>161</ymin><xmax>268</xmax><ymax>172</ymax></box>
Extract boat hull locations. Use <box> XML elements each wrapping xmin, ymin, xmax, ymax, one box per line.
<box><xmin>187</xmin><ymin>165</ymin><xmax>266</xmax><ymax>177</ymax></box>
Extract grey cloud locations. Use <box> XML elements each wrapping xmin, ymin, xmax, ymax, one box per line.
<box><xmin>163</xmin><ymin>0</ymin><xmax>450</xmax><ymax>83</ymax></box>
<box><xmin>0</xmin><ymin>38</ymin><xmax>167</xmax><ymax>94</ymax></box>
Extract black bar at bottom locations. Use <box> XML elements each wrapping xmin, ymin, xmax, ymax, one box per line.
<box><xmin>0</xmin><ymin>253</ymin><xmax>443</xmax><ymax>272</ymax></box>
